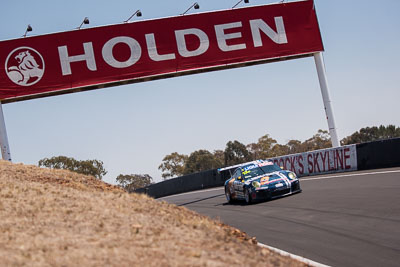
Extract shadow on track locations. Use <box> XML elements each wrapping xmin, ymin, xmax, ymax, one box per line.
<box><xmin>221</xmin><ymin>191</ymin><xmax>302</xmax><ymax>206</ymax></box>
<box><xmin>178</xmin><ymin>191</ymin><xmax>302</xmax><ymax>207</ymax></box>
<box><xmin>178</xmin><ymin>194</ymin><xmax>225</xmax><ymax>206</ymax></box>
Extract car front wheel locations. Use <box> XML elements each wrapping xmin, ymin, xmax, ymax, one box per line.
<box><xmin>244</xmin><ymin>188</ymin><xmax>252</xmax><ymax>204</ymax></box>
<box><xmin>225</xmin><ymin>187</ymin><xmax>233</xmax><ymax>204</ymax></box>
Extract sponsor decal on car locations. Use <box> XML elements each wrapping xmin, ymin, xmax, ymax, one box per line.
<box><xmin>260</xmin><ymin>176</ymin><xmax>270</xmax><ymax>185</ymax></box>
<box><xmin>258</xmin><ymin>161</ymin><xmax>273</xmax><ymax>167</ymax></box>
<box><xmin>243</xmin><ymin>164</ymin><xmax>258</xmax><ymax>171</ymax></box>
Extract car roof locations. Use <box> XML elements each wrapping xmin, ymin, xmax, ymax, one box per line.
<box><xmin>219</xmin><ymin>159</ymin><xmax>273</xmax><ymax>172</ymax></box>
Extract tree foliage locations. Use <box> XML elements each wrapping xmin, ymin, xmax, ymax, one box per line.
<box><xmin>224</xmin><ymin>140</ymin><xmax>251</xmax><ymax>166</ymax></box>
<box><xmin>183</xmin><ymin>149</ymin><xmax>223</xmax><ymax>175</ymax></box>
<box><xmin>38</xmin><ymin>156</ymin><xmax>107</xmax><ymax>180</ymax></box>
<box><xmin>158</xmin><ymin>125</ymin><xmax>399</xmax><ymax>178</ymax></box>
<box><xmin>116</xmin><ymin>174</ymin><xmax>153</xmax><ymax>191</ymax></box>
<box><xmin>341</xmin><ymin>125</ymin><xmax>400</xmax><ymax>145</ymax></box>
<box><xmin>213</xmin><ymin>149</ymin><xmax>225</xmax><ymax>165</ymax></box>
<box><xmin>270</xmin><ymin>144</ymin><xmax>290</xmax><ymax>157</ymax></box>
<box><xmin>247</xmin><ymin>130</ymin><xmax>333</xmax><ymax>159</ymax></box>
<box><xmin>301</xmin><ymin>129</ymin><xmax>332</xmax><ymax>151</ymax></box>
<box><xmin>158</xmin><ymin>152</ymin><xmax>188</xmax><ymax>180</ymax></box>
<box><xmin>247</xmin><ymin>134</ymin><xmax>278</xmax><ymax>159</ymax></box>
<box><xmin>286</xmin><ymin>139</ymin><xmax>303</xmax><ymax>154</ymax></box>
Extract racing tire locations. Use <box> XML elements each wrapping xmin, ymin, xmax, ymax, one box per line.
<box><xmin>244</xmin><ymin>188</ymin><xmax>252</xmax><ymax>204</ymax></box>
<box><xmin>225</xmin><ymin>187</ymin><xmax>233</xmax><ymax>204</ymax></box>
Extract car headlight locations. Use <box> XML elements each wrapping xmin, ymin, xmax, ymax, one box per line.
<box><xmin>252</xmin><ymin>181</ymin><xmax>260</xmax><ymax>188</ymax></box>
<box><xmin>288</xmin><ymin>172</ymin><xmax>296</xmax><ymax>180</ymax></box>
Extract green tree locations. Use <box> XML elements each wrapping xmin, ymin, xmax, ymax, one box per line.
<box><xmin>213</xmin><ymin>150</ymin><xmax>225</xmax><ymax>166</ymax></box>
<box><xmin>301</xmin><ymin>129</ymin><xmax>332</xmax><ymax>151</ymax></box>
<box><xmin>258</xmin><ymin>134</ymin><xmax>278</xmax><ymax>158</ymax></box>
<box><xmin>158</xmin><ymin>152</ymin><xmax>188</xmax><ymax>180</ymax></box>
<box><xmin>247</xmin><ymin>142</ymin><xmax>261</xmax><ymax>161</ymax></box>
<box><xmin>38</xmin><ymin>156</ymin><xmax>107</xmax><ymax>180</ymax></box>
<box><xmin>116</xmin><ymin>174</ymin><xmax>153</xmax><ymax>191</ymax></box>
<box><xmin>341</xmin><ymin>125</ymin><xmax>400</xmax><ymax>145</ymax></box>
<box><xmin>286</xmin><ymin>139</ymin><xmax>303</xmax><ymax>154</ymax></box>
<box><xmin>247</xmin><ymin>134</ymin><xmax>279</xmax><ymax>159</ymax></box>
<box><xmin>270</xmin><ymin>144</ymin><xmax>290</xmax><ymax>157</ymax></box>
<box><xmin>183</xmin><ymin>149</ymin><xmax>223</xmax><ymax>175</ymax></box>
<box><xmin>224</xmin><ymin>140</ymin><xmax>251</xmax><ymax>166</ymax></box>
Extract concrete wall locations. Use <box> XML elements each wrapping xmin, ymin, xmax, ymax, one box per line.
<box><xmin>267</xmin><ymin>145</ymin><xmax>357</xmax><ymax>177</ymax></box>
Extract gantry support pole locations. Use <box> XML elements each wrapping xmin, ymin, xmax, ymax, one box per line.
<box><xmin>0</xmin><ymin>101</ymin><xmax>12</xmax><ymax>161</ymax></box>
<box><xmin>314</xmin><ymin>52</ymin><xmax>340</xmax><ymax>147</ymax></box>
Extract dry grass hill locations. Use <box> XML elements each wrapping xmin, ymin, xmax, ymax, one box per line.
<box><xmin>0</xmin><ymin>160</ymin><xmax>305</xmax><ymax>266</ymax></box>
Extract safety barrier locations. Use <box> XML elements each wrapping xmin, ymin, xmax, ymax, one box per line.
<box><xmin>356</xmin><ymin>138</ymin><xmax>400</xmax><ymax>170</ymax></box>
<box><xmin>135</xmin><ymin>137</ymin><xmax>400</xmax><ymax>198</ymax></box>
<box><xmin>133</xmin><ymin>169</ymin><xmax>226</xmax><ymax>198</ymax></box>
<box><xmin>267</xmin><ymin>144</ymin><xmax>357</xmax><ymax>177</ymax></box>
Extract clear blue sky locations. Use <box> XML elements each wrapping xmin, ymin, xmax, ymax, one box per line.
<box><xmin>1</xmin><ymin>0</ymin><xmax>399</xmax><ymax>184</ymax></box>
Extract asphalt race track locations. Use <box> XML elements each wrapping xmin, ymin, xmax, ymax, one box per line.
<box><xmin>161</xmin><ymin>168</ymin><xmax>400</xmax><ymax>267</ymax></box>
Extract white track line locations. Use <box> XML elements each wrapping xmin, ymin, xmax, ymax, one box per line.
<box><xmin>258</xmin><ymin>242</ymin><xmax>330</xmax><ymax>267</ymax></box>
<box><xmin>301</xmin><ymin>169</ymin><xmax>400</xmax><ymax>182</ymax></box>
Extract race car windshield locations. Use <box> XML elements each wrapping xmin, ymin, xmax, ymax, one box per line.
<box><xmin>242</xmin><ymin>162</ymin><xmax>283</xmax><ymax>179</ymax></box>
<box><xmin>242</xmin><ymin>166</ymin><xmax>264</xmax><ymax>179</ymax></box>
<box><xmin>260</xmin><ymin>164</ymin><xmax>282</xmax><ymax>173</ymax></box>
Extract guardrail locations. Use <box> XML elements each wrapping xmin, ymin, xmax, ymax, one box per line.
<box><xmin>134</xmin><ymin>137</ymin><xmax>400</xmax><ymax>198</ymax></box>
<box><xmin>133</xmin><ymin>169</ymin><xmax>228</xmax><ymax>198</ymax></box>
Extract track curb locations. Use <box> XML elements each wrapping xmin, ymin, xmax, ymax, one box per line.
<box><xmin>257</xmin><ymin>242</ymin><xmax>330</xmax><ymax>267</ymax></box>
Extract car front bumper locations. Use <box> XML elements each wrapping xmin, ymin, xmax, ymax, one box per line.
<box><xmin>251</xmin><ymin>180</ymin><xmax>301</xmax><ymax>200</ymax></box>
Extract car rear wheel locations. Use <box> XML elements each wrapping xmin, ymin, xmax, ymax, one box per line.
<box><xmin>244</xmin><ymin>188</ymin><xmax>252</xmax><ymax>204</ymax></box>
<box><xmin>225</xmin><ymin>187</ymin><xmax>233</xmax><ymax>204</ymax></box>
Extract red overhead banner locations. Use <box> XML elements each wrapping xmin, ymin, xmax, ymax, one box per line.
<box><xmin>0</xmin><ymin>0</ymin><xmax>323</xmax><ymax>103</ymax></box>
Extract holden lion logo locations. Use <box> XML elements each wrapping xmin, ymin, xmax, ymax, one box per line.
<box><xmin>5</xmin><ymin>46</ymin><xmax>45</xmax><ymax>86</ymax></box>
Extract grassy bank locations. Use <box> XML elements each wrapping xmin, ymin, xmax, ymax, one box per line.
<box><xmin>0</xmin><ymin>160</ymin><xmax>305</xmax><ymax>266</ymax></box>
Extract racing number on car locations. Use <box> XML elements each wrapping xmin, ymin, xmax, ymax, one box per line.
<box><xmin>228</xmin><ymin>179</ymin><xmax>236</xmax><ymax>195</ymax></box>
<box><xmin>233</xmin><ymin>180</ymin><xmax>243</xmax><ymax>192</ymax></box>
<box><xmin>231</xmin><ymin>169</ymin><xmax>244</xmax><ymax>194</ymax></box>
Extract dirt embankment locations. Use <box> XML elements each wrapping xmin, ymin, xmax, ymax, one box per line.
<box><xmin>0</xmin><ymin>160</ymin><xmax>306</xmax><ymax>266</ymax></box>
